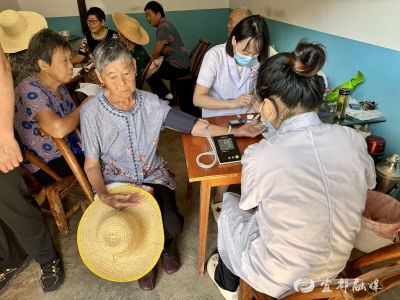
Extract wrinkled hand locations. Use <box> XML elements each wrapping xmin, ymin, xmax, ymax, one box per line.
<box><xmin>234</xmin><ymin>121</ymin><xmax>266</xmax><ymax>138</ymax></box>
<box><xmin>0</xmin><ymin>136</ymin><xmax>23</xmax><ymax>173</ymax></box>
<box><xmin>100</xmin><ymin>193</ymin><xmax>140</xmax><ymax>210</ymax></box>
<box><xmin>232</xmin><ymin>94</ymin><xmax>253</xmax><ymax>109</ymax></box>
<box><xmin>149</xmin><ymin>58</ymin><xmax>162</xmax><ymax>70</ymax></box>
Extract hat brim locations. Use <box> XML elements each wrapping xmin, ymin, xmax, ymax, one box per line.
<box><xmin>77</xmin><ymin>186</ymin><xmax>164</xmax><ymax>282</ymax></box>
<box><xmin>112</xmin><ymin>12</ymin><xmax>149</xmax><ymax>45</ymax></box>
<box><xmin>0</xmin><ymin>11</ymin><xmax>47</xmax><ymax>53</ymax></box>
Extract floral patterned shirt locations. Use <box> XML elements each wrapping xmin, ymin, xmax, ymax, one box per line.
<box><xmin>14</xmin><ymin>75</ymin><xmax>77</xmax><ymax>173</ymax></box>
<box><xmin>80</xmin><ymin>89</ymin><xmax>176</xmax><ymax>190</ymax></box>
<box><xmin>156</xmin><ymin>18</ymin><xmax>190</xmax><ymax>69</ymax></box>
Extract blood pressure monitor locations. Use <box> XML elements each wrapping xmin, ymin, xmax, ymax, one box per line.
<box><xmin>212</xmin><ymin>134</ymin><xmax>241</xmax><ymax>164</ymax></box>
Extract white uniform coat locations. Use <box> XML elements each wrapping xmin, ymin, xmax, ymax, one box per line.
<box><xmin>196</xmin><ymin>43</ymin><xmax>258</xmax><ymax>118</ymax></box>
<box><xmin>218</xmin><ymin>112</ymin><xmax>376</xmax><ymax>298</ymax></box>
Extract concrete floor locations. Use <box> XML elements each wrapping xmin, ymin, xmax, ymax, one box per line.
<box><xmin>2</xmin><ymin>97</ymin><xmax>400</xmax><ymax>299</ymax></box>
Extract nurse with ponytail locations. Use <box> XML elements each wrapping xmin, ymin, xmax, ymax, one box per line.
<box><xmin>206</xmin><ymin>40</ymin><xmax>376</xmax><ymax>300</ymax></box>
<box><xmin>193</xmin><ymin>15</ymin><xmax>270</xmax><ymax>217</ymax></box>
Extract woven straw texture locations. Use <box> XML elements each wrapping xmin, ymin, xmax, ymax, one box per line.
<box><xmin>112</xmin><ymin>12</ymin><xmax>149</xmax><ymax>45</ymax></box>
<box><xmin>0</xmin><ymin>10</ymin><xmax>47</xmax><ymax>53</ymax></box>
<box><xmin>78</xmin><ymin>186</ymin><xmax>164</xmax><ymax>282</ymax></box>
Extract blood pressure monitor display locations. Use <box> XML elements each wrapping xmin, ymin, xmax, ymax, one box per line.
<box><xmin>218</xmin><ymin>138</ymin><xmax>235</xmax><ymax>151</ymax></box>
<box><xmin>213</xmin><ymin>134</ymin><xmax>241</xmax><ymax>164</ymax></box>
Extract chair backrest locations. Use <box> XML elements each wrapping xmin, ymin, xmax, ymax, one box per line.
<box><xmin>189</xmin><ymin>38</ymin><xmax>211</xmax><ymax>77</ymax></box>
<box><xmin>137</xmin><ymin>59</ymin><xmax>152</xmax><ymax>90</ymax></box>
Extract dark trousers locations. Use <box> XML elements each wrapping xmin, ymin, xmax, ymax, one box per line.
<box><xmin>215</xmin><ymin>255</ymin><xmax>240</xmax><ymax>292</ymax></box>
<box><xmin>0</xmin><ymin>166</ymin><xmax>57</xmax><ymax>269</ymax></box>
<box><xmin>175</xmin><ymin>77</ymin><xmax>202</xmax><ymax>118</ymax></box>
<box><xmin>146</xmin><ymin>61</ymin><xmax>190</xmax><ymax>98</ymax></box>
<box><xmin>32</xmin><ymin>154</ymin><xmax>85</xmax><ymax>184</ymax></box>
<box><xmin>145</xmin><ymin>183</ymin><xmax>184</xmax><ymax>256</ymax></box>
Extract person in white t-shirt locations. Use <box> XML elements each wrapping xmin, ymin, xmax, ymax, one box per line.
<box><xmin>193</xmin><ymin>15</ymin><xmax>270</xmax><ymax>220</ymax></box>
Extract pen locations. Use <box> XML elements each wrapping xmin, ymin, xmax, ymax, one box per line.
<box><xmin>254</xmin><ymin>114</ymin><xmax>261</xmax><ymax>121</ymax></box>
<box><xmin>236</xmin><ymin>114</ymin><xmax>244</xmax><ymax>123</ymax></box>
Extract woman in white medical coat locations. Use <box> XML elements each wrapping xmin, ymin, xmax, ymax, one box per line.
<box><xmin>206</xmin><ymin>41</ymin><xmax>376</xmax><ymax>299</ymax></box>
<box><xmin>193</xmin><ymin>15</ymin><xmax>270</xmax><ymax>217</ymax></box>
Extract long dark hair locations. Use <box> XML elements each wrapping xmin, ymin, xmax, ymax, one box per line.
<box><xmin>226</xmin><ymin>15</ymin><xmax>270</xmax><ymax>64</ymax></box>
<box><xmin>254</xmin><ymin>40</ymin><xmax>326</xmax><ymax>117</ymax></box>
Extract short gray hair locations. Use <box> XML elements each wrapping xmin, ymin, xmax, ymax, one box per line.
<box><xmin>93</xmin><ymin>39</ymin><xmax>134</xmax><ymax>77</ymax></box>
<box><xmin>28</xmin><ymin>29</ymin><xmax>72</xmax><ymax>73</ymax></box>
<box><xmin>233</xmin><ymin>7</ymin><xmax>253</xmax><ymax>18</ymax></box>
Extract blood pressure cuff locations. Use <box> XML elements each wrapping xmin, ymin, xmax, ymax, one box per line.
<box><xmin>164</xmin><ymin>109</ymin><xmax>198</xmax><ymax>134</ymax></box>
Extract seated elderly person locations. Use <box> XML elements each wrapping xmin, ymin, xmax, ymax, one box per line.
<box><xmin>14</xmin><ymin>29</ymin><xmax>92</xmax><ymax>184</ymax></box>
<box><xmin>112</xmin><ymin>12</ymin><xmax>150</xmax><ymax>85</ymax></box>
<box><xmin>206</xmin><ymin>41</ymin><xmax>376</xmax><ymax>299</ymax></box>
<box><xmin>80</xmin><ymin>38</ymin><xmax>265</xmax><ymax>292</ymax></box>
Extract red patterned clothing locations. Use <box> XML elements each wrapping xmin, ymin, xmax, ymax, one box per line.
<box><xmin>7</xmin><ymin>50</ymin><xmax>33</xmax><ymax>88</ymax></box>
<box><xmin>156</xmin><ymin>18</ymin><xmax>190</xmax><ymax>69</ymax></box>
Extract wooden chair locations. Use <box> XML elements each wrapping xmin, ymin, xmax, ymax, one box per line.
<box><xmin>137</xmin><ymin>59</ymin><xmax>152</xmax><ymax>90</ymax></box>
<box><xmin>239</xmin><ymin>243</ymin><xmax>400</xmax><ymax>300</ymax></box>
<box><xmin>23</xmin><ymin>127</ymin><xmax>94</xmax><ymax>234</ymax></box>
<box><xmin>171</xmin><ymin>38</ymin><xmax>211</xmax><ymax>97</ymax></box>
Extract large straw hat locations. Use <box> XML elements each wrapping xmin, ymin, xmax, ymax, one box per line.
<box><xmin>78</xmin><ymin>186</ymin><xmax>164</xmax><ymax>282</ymax></box>
<box><xmin>112</xmin><ymin>12</ymin><xmax>149</xmax><ymax>45</ymax></box>
<box><xmin>0</xmin><ymin>10</ymin><xmax>47</xmax><ymax>53</ymax></box>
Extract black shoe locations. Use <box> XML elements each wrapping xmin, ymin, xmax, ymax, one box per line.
<box><xmin>40</xmin><ymin>258</ymin><xmax>64</xmax><ymax>295</ymax></box>
<box><xmin>0</xmin><ymin>256</ymin><xmax>32</xmax><ymax>297</ymax></box>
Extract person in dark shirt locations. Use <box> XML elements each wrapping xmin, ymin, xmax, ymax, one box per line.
<box><xmin>71</xmin><ymin>7</ymin><xmax>118</xmax><ymax>64</ymax></box>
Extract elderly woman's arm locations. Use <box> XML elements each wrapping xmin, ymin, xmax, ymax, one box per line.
<box><xmin>191</xmin><ymin>120</ymin><xmax>266</xmax><ymax>138</ymax></box>
<box><xmin>33</xmin><ymin>96</ymin><xmax>93</xmax><ymax>139</ymax></box>
<box><xmin>0</xmin><ymin>43</ymin><xmax>23</xmax><ymax>173</ymax></box>
<box><xmin>84</xmin><ymin>157</ymin><xmax>140</xmax><ymax>210</ymax></box>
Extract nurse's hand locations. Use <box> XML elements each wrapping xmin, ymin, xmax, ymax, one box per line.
<box><xmin>233</xmin><ymin>121</ymin><xmax>266</xmax><ymax>138</ymax></box>
<box><xmin>100</xmin><ymin>193</ymin><xmax>141</xmax><ymax>211</ymax></box>
<box><xmin>231</xmin><ymin>94</ymin><xmax>253</xmax><ymax>108</ymax></box>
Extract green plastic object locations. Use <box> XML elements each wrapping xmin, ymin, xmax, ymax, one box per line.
<box><xmin>326</xmin><ymin>71</ymin><xmax>364</xmax><ymax>103</ymax></box>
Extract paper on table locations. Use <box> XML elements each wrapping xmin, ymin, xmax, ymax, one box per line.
<box><xmin>72</xmin><ymin>67</ymin><xmax>82</xmax><ymax>79</ymax></box>
<box><xmin>75</xmin><ymin>83</ymin><xmax>103</xmax><ymax>96</ymax></box>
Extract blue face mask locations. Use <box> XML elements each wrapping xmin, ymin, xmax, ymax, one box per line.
<box><xmin>259</xmin><ymin>101</ymin><xmax>276</xmax><ymax>132</ymax></box>
<box><xmin>233</xmin><ymin>44</ymin><xmax>258</xmax><ymax>66</ymax></box>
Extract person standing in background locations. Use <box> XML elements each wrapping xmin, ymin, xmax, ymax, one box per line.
<box><xmin>71</xmin><ymin>7</ymin><xmax>118</xmax><ymax>65</ymax></box>
<box><xmin>0</xmin><ymin>9</ymin><xmax>47</xmax><ymax>87</ymax></box>
<box><xmin>227</xmin><ymin>7</ymin><xmax>252</xmax><ymax>36</ymax></box>
<box><xmin>0</xmin><ymin>42</ymin><xmax>65</xmax><ymax>297</ymax></box>
<box><xmin>144</xmin><ymin>1</ymin><xmax>190</xmax><ymax>106</ymax></box>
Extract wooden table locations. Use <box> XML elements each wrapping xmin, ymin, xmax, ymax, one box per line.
<box><xmin>181</xmin><ymin>114</ymin><xmax>263</xmax><ymax>276</ymax></box>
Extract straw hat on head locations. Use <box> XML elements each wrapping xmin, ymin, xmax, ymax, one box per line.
<box><xmin>78</xmin><ymin>186</ymin><xmax>164</xmax><ymax>282</ymax></box>
<box><xmin>0</xmin><ymin>9</ymin><xmax>47</xmax><ymax>53</ymax></box>
<box><xmin>112</xmin><ymin>12</ymin><xmax>149</xmax><ymax>45</ymax></box>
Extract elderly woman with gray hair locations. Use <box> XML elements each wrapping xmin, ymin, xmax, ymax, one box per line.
<box><xmin>14</xmin><ymin>28</ymin><xmax>92</xmax><ymax>184</ymax></box>
<box><xmin>80</xmin><ymin>38</ymin><xmax>265</xmax><ymax>291</ymax></box>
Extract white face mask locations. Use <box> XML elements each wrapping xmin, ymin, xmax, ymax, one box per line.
<box><xmin>259</xmin><ymin>101</ymin><xmax>276</xmax><ymax>131</ymax></box>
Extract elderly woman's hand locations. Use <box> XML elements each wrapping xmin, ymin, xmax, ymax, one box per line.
<box><xmin>100</xmin><ymin>193</ymin><xmax>140</xmax><ymax>210</ymax></box>
<box><xmin>233</xmin><ymin>121</ymin><xmax>266</xmax><ymax>138</ymax></box>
